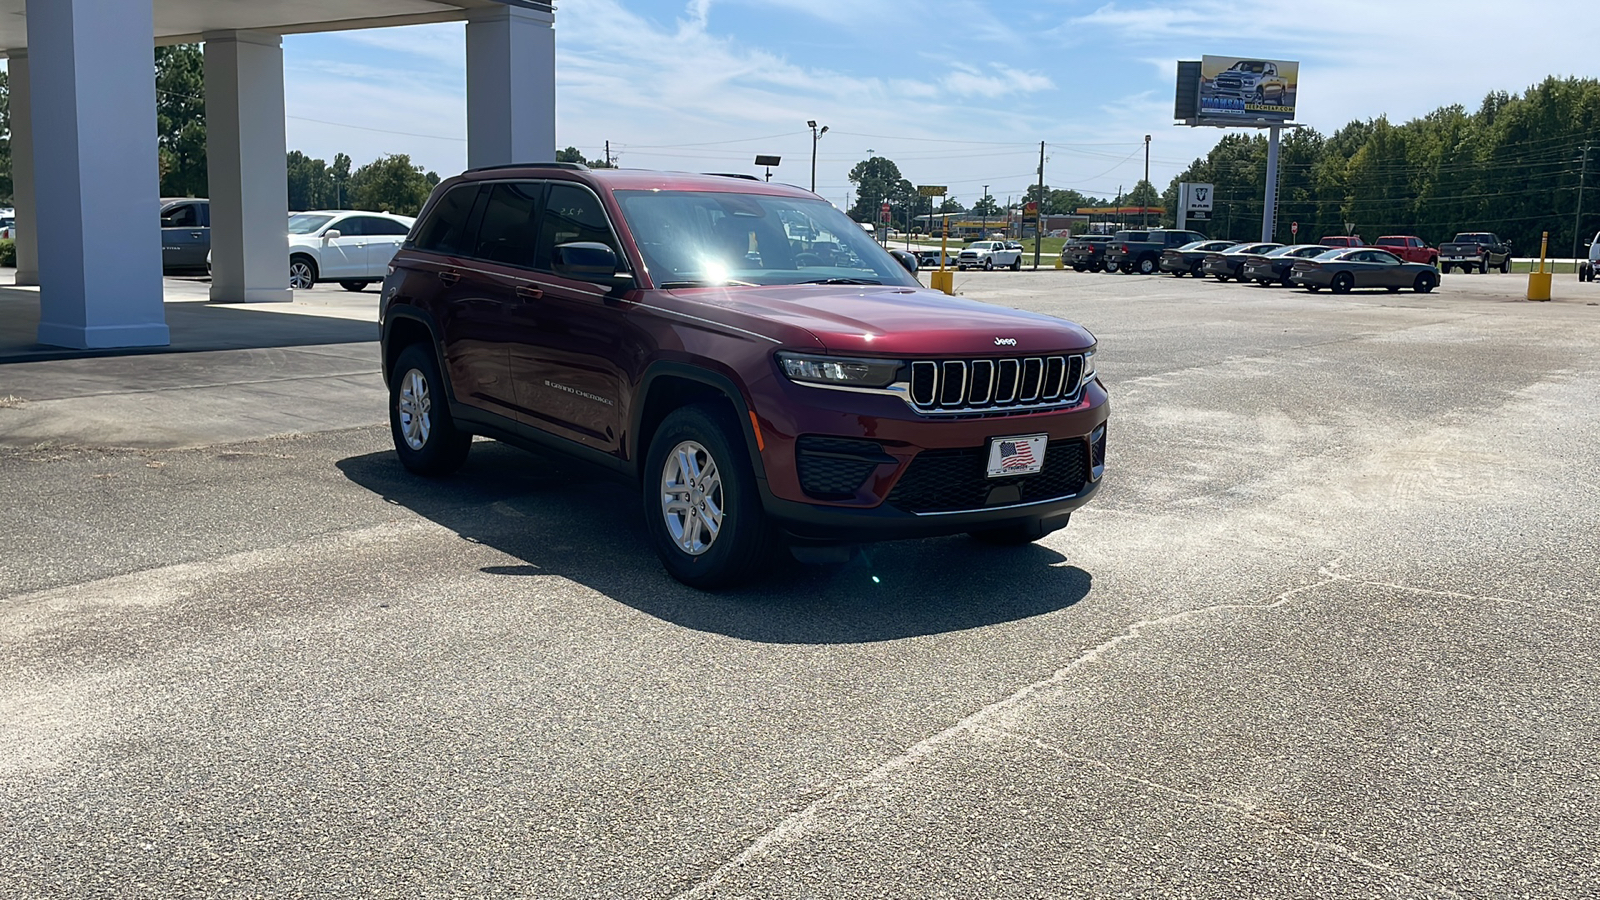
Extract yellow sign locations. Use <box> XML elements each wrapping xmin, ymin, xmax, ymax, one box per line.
<box><xmin>918</xmin><ymin>185</ymin><xmax>948</xmax><ymax>197</ymax></box>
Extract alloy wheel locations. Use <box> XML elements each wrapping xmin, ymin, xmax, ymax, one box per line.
<box><xmin>289</xmin><ymin>261</ymin><xmax>315</xmax><ymax>290</ymax></box>
<box><xmin>660</xmin><ymin>440</ymin><xmax>724</xmax><ymax>556</ymax></box>
<box><xmin>396</xmin><ymin>367</ymin><xmax>432</xmax><ymax>451</ymax></box>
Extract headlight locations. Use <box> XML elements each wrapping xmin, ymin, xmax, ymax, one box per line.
<box><xmin>1082</xmin><ymin>347</ymin><xmax>1097</xmax><ymax>380</ymax></box>
<box><xmin>776</xmin><ymin>352</ymin><xmax>902</xmax><ymax>388</ymax></box>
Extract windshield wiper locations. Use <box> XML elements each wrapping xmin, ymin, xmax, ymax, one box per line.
<box><xmin>795</xmin><ymin>277</ymin><xmax>882</xmax><ymax>285</ymax></box>
<box><xmin>658</xmin><ymin>279</ymin><xmax>757</xmax><ymax>288</ymax></box>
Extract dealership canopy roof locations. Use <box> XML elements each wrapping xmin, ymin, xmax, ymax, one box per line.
<box><xmin>0</xmin><ymin>0</ymin><xmax>552</xmax><ymax>50</ymax></box>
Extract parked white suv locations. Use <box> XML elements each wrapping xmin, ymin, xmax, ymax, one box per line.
<box><xmin>288</xmin><ymin>210</ymin><xmax>416</xmax><ymax>291</ymax></box>
<box><xmin>957</xmin><ymin>240</ymin><xmax>1023</xmax><ymax>271</ymax></box>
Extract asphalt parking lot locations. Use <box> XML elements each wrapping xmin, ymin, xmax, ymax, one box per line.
<box><xmin>2</xmin><ymin>269</ymin><xmax>1597</xmax><ymax>898</ymax></box>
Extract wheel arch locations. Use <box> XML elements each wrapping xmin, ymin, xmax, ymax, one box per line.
<box><xmin>381</xmin><ymin>308</ymin><xmax>443</xmax><ymax>390</ymax></box>
<box><xmin>631</xmin><ymin>363</ymin><xmax>766</xmax><ymax>483</ymax></box>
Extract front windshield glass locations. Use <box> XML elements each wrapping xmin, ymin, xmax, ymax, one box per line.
<box><xmin>289</xmin><ymin>214</ymin><xmax>335</xmax><ymax>235</ymax></box>
<box><xmin>615</xmin><ymin>190</ymin><xmax>917</xmax><ymax>288</ymax></box>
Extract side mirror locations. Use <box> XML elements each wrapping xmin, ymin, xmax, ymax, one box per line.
<box><xmin>554</xmin><ymin>241</ymin><xmax>633</xmax><ymax>292</ymax></box>
<box><xmin>889</xmin><ymin>248</ymin><xmax>919</xmax><ymax>274</ymax></box>
<box><xmin>323</xmin><ymin>229</ymin><xmax>342</xmax><ymax>241</ymax></box>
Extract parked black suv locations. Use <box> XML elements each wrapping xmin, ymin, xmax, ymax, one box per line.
<box><xmin>1103</xmin><ymin>229</ymin><xmax>1208</xmax><ymax>275</ymax></box>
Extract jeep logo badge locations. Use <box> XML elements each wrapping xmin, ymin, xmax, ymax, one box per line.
<box><xmin>994</xmin><ymin>337</ymin><xmax>1017</xmax><ymax>346</ymax></box>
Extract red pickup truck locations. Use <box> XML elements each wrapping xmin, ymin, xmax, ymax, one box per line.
<box><xmin>1375</xmin><ymin>235</ymin><xmax>1440</xmax><ymax>266</ymax></box>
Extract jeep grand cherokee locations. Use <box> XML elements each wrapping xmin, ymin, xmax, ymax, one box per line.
<box><xmin>379</xmin><ymin>164</ymin><xmax>1108</xmax><ymax>588</ymax></box>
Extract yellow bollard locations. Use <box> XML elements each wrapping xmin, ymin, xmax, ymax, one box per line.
<box><xmin>930</xmin><ymin>269</ymin><xmax>955</xmax><ymax>295</ymax></box>
<box><xmin>1526</xmin><ymin>230</ymin><xmax>1552</xmax><ymax>301</ymax></box>
<box><xmin>1054</xmin><ymin>255</ymin><xmax>1064</xmax><ymax>270</ymax></box>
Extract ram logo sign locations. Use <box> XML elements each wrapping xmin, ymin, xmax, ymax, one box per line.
<box><xmin>1196</xmin><ymin>56</ymin><xmax>1299</xmax><ymax>125</ymax></box>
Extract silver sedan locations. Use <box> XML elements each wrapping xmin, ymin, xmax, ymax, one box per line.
<box><xmin>1289</xmin><ymin>247</ymin><xmax>1440</xmax><ymax>294</ymax></box>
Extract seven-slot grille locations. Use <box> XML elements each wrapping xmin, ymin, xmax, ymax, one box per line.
<box><xmin>908</xmin><ymin>355</ymin><xmax>1087</xmax><ymax>414</ymax></box>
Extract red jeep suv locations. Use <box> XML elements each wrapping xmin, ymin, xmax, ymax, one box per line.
<box><xmin>379</xmin><ymin>164</ymin><xmax>1108</xmax><ymax>587</ymax></box>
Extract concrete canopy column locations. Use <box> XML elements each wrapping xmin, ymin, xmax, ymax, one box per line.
<box><xmin>26</xmin><ymin>0</ymin><xmax>168</xmax><ymax>349</ymax></box>
<box><xmin>8</xmin><ymin>51</ymin><xmax>39</xmax><ymax>286</ymax></box>
<box><xmin>204</xmin><ymin>31</ymin><xmax>291</xmax><ymax>303</ymax></box>
<box><xmin>466</xmin><ymin>4</ymin><xmax>555</xmax><ymax>169</ymax></box>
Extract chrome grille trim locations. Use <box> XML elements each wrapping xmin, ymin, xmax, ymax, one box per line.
<box><xmin>905</xmin><ymin>353</ymin><xmax>1091</xmax><ymax>415</ymax></box>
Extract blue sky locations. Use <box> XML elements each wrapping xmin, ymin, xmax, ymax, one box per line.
<box><xmin>282</xmin><ymin>0</ymin><xmax>1597</xmax><ymax>210</ymax></box>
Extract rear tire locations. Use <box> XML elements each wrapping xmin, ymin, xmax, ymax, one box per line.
<box><xmin>1499</xmin><ymin>257</ymin><xmax>1511</xmax><ymax>274</ymax></box>
<box><xmin>340</xmin><ymin>280</ymin><xmax>370</xmax><ymax>292</ymax></box>
<box><xmin>643</xmin><ymin>403</ymin><xmax>779</xmax><ymax>589</ymax></box>
<box><xmin>969</xmin><ymin>515</ymin><xmax>1067</xmax><ymax>546</ymax></box>
<box><xmin>1190</xmin><ymin>261</ymin><xmax>1205</xmax><ymax>278</ymax></box>
<box><xmin>1331</xmin><ymin>272</ymin><xmax>1354</xmax><ymax>294</ymax></box>
<box><xmin>1011</xmin><ymin>256</ymin><xmax>1022</xmax><ymax>271</ymax></box>
<box><xmin>1137</xmin><ymin>257</ymin><xmax>1156</xmax><ymax>275</ymax></box>
<box><xmin>389</xmin><ymin>342</ymin><xmax>472</xmax><ymax>477</ymax></box>
<box><xmin>1104</xmin><ymin>261</ymin><xmax>1119</xmax><ymax>274</ymax></box>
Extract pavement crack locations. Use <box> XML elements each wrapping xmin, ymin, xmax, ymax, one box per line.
<box><xmin>1319</xmin><ymin>558</ymin><xmax>1596</xmax><ymax>623</ymax></box>
<box><xmin>976</xmin><ymin>725</ymin><xmax>1464</xmax><ymax>899</ymax></box>
<box><xmin>668</xmin><ymin>563</ymin><xmax>1345</xmax><ymax>899</ymax></box>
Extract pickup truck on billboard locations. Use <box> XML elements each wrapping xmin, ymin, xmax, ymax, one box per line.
<box><xmin>1199</xmin><ymin>56</ymin><xmax>1299</xmax><ymax>123</ymax></box>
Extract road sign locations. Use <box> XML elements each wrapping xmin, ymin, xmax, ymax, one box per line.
<box><xmin>1291</xmin><ymin>221</ymin><xmax>1299</xmax><ymax>236</ymax></box>
<box><xmin>880</xmin><ymin>202</ymin><xmax>891</xmax><ymax>223</ymax></box>
<box><xmin>918</xmin><ymin>185</ymin><xmax>948</xmax><ymax>197</ymax></box>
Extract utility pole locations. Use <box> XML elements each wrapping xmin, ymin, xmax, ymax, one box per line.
<box><xmin>605</xmin><ymin>140</ymin><xmax>614</xmax><ymax>167</ymax></box>
<box><xmin>1573</xmin><ymin>143</ymin><xmax>1591</xmax><ymax>270</ymax></box>
<box><xmin>981</xmin><ymin>183</ymin><xmax>989</xmax><ymax>240</ymax></box>
<box><xmin>1034</xmin><ymin>141</ymin><xmax>1045</xmax><ymax>268</ymax></box>
<box><xmin>1142</xmin><ymin>134</ymin><xmax>1151</xmax><ymax>228</ymax></box>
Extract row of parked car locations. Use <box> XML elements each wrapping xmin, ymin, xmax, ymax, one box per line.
<box><xmin>158</xmin><ymin>197</ymin><xmax>417</xmax><ymax>291</ymax></box>
<box><xmin>1062</xmin><ymin>228</ymin><xmax>1446</xmax><ymax>293</ymax></box>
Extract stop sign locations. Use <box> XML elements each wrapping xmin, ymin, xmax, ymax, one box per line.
<box><xmin>880</xmin><ymin>202</ymin><xmax>891</xmax><ymax>223</ymax></box>
<box><xmin>1291</xmin><ymin>221</ymin><xmax>1299</xmax><ymax>235</ymax></box>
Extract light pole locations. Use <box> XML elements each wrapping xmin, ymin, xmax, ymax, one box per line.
<box><xmin>807</xmin><ymin>120</ymin><xmax>828</xmax><ymax>193</ymax></box>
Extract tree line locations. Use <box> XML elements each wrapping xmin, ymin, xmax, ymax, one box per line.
<box><xmin>1162</xmin><ymin>76</ymin><xmax>1600</xmax><ymax>254</ymax></box>
<box><xmin>0</xmin><ymin>44</ymin><xmax>443</xmax><ymax>217</ymax></box>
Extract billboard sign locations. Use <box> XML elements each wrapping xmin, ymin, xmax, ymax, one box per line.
<box><xmin>1182</xmin><ymin>183</ymin><xmax>1214</xmax><ymax>213</ymax></box>
<box><xmin>1196</xmin><ymin>56</ymin><xmax>1298</xmax><ymax>124</ymax></box>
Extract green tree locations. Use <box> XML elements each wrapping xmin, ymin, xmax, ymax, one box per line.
<box><xmin>155</xmin><ymin>44</ymin><xmax>206</xmax><ymax>198</ymax></box>
<box><xmin>972</xmin><ymin>193</ymin><xmax>1000</xmax><ymax>217</ymax></box>
<box><xmin>331</xmin><ymin>153</ymin><xmax>353</xmax><ymax>208</ymax></box>
<box><xmin>286</xmin><ymin>151</ymin><xmax>336</xmax><ymax>210</ymax></box>
<box><xmin>556</xmin><ymin>145</ymin><xmax>614</xmax><ymax>168</ymax></box>
<box><xmin>938</xmin><ymin>197</ymin><xmax>963</xmax><ymax>214</ymax></box>
<box><xmin>0</xmin><ymin>70</ymin><xmax>12</xmax><ymax>203</ymax></box>
<box><xmin>347</xmin><ymin>153</ymin><xmax>440</xmax><ymax>216</ymax></box>
<box><xmin>846</xmin><ymin>156</ymin><xmax>905</xmax><ymax>223</ymax></box>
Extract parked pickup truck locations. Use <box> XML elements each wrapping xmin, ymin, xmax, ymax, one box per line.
<box><xmin>1374</xmin><ymin>236</ymin><xmax>1439</xmax><ymax>266</ymax></box>
<box><xmin>1062</xmin><ymin>235</ymin><xmax>1114</xmax><ymax>272</ymax></box>
<box><xmin>1438</xmin><ymin>232</ymin><xmax>1512</xmax><ymax>274</ymax></box>
<box><xmin>1580</xmin><ymin>231</ymin><xmax>1600</xmax><ymax>282</ymax></box>
<box><xmin>1319</xmin><ymin>235</ymin><xmax>1363</xmax><ymax>248</ymax></box>
<box><xmin>1104</xmin><ymin>228</ymin><xmax>1208</xmax><ymax>275</ymax></box>
<box><xmin>957</xmin><ymin>240</ymin><xmax>1023</xmax><ymax>271</ymax></box>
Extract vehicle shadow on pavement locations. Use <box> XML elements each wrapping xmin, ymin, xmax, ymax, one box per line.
<box><xmin>337</xmin><ymin>441</ymin><xmax>1092</xmax><ymax>644</ymax></box>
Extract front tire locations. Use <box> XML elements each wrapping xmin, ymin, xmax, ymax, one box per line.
<box><xmin>389</xmin><ymin>343</ymin><xmax>472</xmax><ymax>477</ymax></box>
<box><xmin>643</xmin><ymin>403</ymin><xmax>778</xmax><ymax>589</ymax></box>
<box><xmin>1414</xmin><ymin>272</ymin><xmax>1438</xmax><ymax>293</ymax></box>
<box><xmin>984</xmin><ymin>258</ymin><xmax>995</xmax><ymax>271</ymax></box>
<box><xmin>340</xmin><ymin>280</ymin><xmax>371</xmax><ymax>292</ymax></box>
<box><xmin>1499</xmin><ymin>257</ymin><xmax>1511</xmax><ymax>274</ymax></box>
<box><xmin>289</xmin><ymin>255</ymin><xmax>318</xmax><ymax>290</ymax></box>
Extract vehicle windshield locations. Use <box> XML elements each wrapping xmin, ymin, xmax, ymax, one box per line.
<box><xmin>1232</xmin><ymin>62</ymin><xmax>1267</xmax><ymax>73</ymax></box>
<box><xmin>615</xmin><ymin>190</ymin><xmax>917</xmax><ymax>288</ymax></box>
<box><xmin>1177</xmin><ymin>241</ymin><xmax>1218</xmax><ymax>251</ymax></box>
<box><xmin>289</xmin><ymin>214</ymin><xmax>335</xmax><ymax>235</ymax></box>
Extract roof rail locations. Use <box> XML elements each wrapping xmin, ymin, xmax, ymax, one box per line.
<box><xmin>703</xmin><ymin>172</ymin><xmax>762</xmax><ymax>181</ymax></box>
<box><xmin>467</xmin><ymin>161</ymin><xmax>589</xmax><ymax>173</ymax></box>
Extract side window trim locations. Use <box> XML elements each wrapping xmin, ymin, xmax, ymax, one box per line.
<box><xmin>464</xmin><ymin>179</ymin><xmax>547</xmax><ymax>270</ymax></box>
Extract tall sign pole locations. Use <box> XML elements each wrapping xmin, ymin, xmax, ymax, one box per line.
<box><xmin>1261</xmin><ymin>125</ymin><xmax>1281</xmax><ymax>242</ymax></box>
<box><xmin>1573</xmin><ymin>143</ymin><xmax>1591</xmax><ymax>267</ymax></box>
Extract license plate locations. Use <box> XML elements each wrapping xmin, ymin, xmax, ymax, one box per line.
<box><xmin>987</xmin><ymin>433</ymin><xmax>1047</xmax><ymax>478</ymax></box>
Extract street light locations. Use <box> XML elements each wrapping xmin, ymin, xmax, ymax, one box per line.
<box><xmin>808</xmin><ymin>120</ymin><xmax>828</xmax><ymax>193</ymax></box>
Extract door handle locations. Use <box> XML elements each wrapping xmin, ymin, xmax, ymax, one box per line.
<box><xmin>191</xmin><ymin>232</ymin><xmax>204</xmax><ymax>238</ymax></box>
<box><xmin>516</xmin><ymin>285</ymin><xmax>544</xmax><ymax>302</ymax></box>
<box><xmin>437</xmin><ymin>270</ymin><xmax>461</xmax><ymax>286</ymax></box>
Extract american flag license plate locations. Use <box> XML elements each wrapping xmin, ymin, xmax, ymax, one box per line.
<box><xmin>986</xmin><ymin>433</ymin><xmax>1048</xmax><ymax>478</ymax></box>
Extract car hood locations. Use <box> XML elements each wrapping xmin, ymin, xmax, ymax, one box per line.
<box><xmin>664</xmin><ymin>284</ymin><xmax>1095</xmax><ymax>357</ymax></box>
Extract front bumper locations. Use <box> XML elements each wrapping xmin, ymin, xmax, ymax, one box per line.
<box><xmin>752</xmin><ymin>377</ymin><xmax>1110</xmax><ymax>542</ymax></box>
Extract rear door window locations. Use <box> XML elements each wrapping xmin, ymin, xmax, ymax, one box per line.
<box><xmin>473</xmin><ymin>182</ymin><xmax>544</xmax><ymax>267</ymax></box>
<box><xmin>413</xmin><ymin>184</ymin><xmax>484</xmax><ymax>256</ymax></box>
